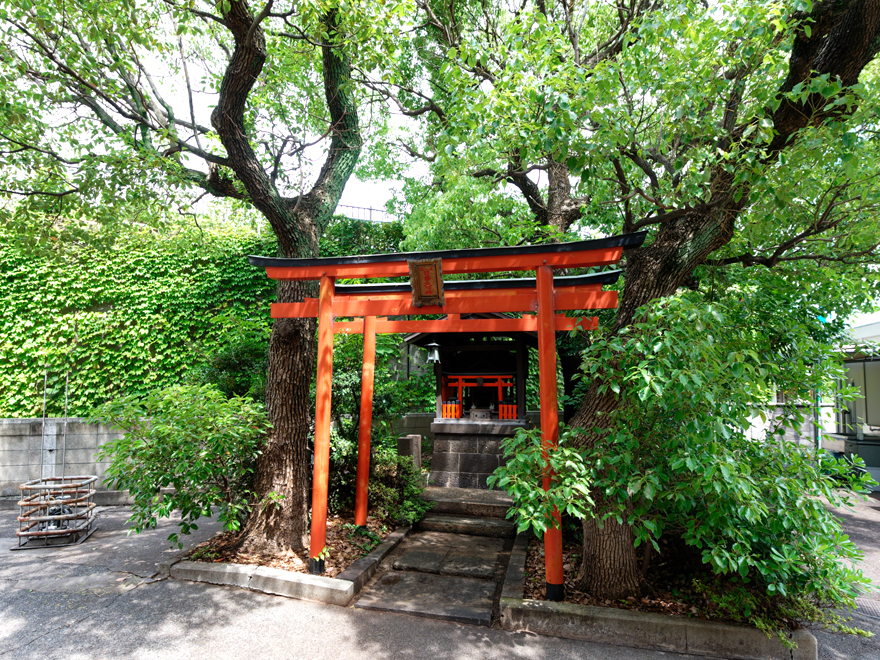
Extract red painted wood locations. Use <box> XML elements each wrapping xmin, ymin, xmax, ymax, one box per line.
<box><xmin>335</xmin><ymin>284</ymin><xmax>602</xmax><ymax>302</ymax></box>
<box><xmin>354</xmin><ymin>315</ymin><xmax>376</xmax><ymax>527</ymax></box>
<box><xmin>273</xmin><ymin>290</ymin><xmax>617</xmax><ymax>318</ymax></box>
<box><xmin>309</xmin><ymin>275</ymin><xmax>335</xmax><ymax>563</ymax></box>
<box><xmin>263</xmin><ymin>246</ymin><xmax>622</xmax><ymax>280</ymax></box>
<box><xmin>333</xmin><ymin>316</ymin><xmax>598</xmax><ymax>335</ymax></box>
<box><xmin>536</xmin><ymin>266</ymin><xmax>564</xmax><ymax>597</ymax></box>
<box><xmin>442</xmin><ymin>402</ymin><xmax>462</xmax><ymax>418</ymax></box>
<box><xmin>498</xmin><ymin>404</ymin><xmax>517</xmax><ymax>420</ymax></box>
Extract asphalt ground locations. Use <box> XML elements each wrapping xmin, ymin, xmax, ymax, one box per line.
<box><xmin>0</xmin><ymin>499</ymin><xmax>878</xmax><ymax>660</ymax></box>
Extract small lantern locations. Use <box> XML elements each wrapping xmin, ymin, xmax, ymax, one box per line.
<box><xmin>425</xmin><ymin>342</ymin><xmax>441</xmax><ymax>364</ymax></box>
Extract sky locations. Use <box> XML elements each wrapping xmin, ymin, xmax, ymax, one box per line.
<box><xmin>338</xmin><ymin>176</ymin><xmax>399</xmax><ymax>213</ymax></box>
<box><xmin>852</xmin><ymin>311</ymin><xmax>880</xmax><ymax>328</ymax></box>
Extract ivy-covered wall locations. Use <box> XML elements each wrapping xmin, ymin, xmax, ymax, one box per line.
<box><xmin>0</xmin><ymin>225</ymin><xmax>277</xmax><ymax>417</ymax></box>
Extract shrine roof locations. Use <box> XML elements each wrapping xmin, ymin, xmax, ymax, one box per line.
<box><xmin>248</xmin><ymin>231</ymin><xmax>646</xmax><ymax>269</ymax></box>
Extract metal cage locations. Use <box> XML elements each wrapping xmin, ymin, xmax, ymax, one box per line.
<box><xmin>13</xmin><ymin>476</ymin><xmax>98</xmax><ymax>550</ymax></box>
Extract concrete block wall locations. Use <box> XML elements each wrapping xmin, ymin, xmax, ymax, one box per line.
<box><xmin>0</xmin><ymin>418</ymin><xmax>123</xmax><ymax>499</ymax></box>
<box><xmin>394</xmin><ymin>413</ymin><xmax>436</xmax><ymax>441</ymax></box>
<box><xmin>430</xmin><ymin>435</ymin><xmax>512</xmax><ymax>489</ymax></box>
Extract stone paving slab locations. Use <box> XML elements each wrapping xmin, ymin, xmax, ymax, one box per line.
<box><xmin>440</xmin><ymin>547</ymin><xmax>498</xmax><ymax>579</ymax></box>
<box><xmin>405</xmin><ymin>530</ymin><xmax>502</xmax><ymax>550</ymax></box>
<box><xmin>355</xmin><ymin>570</ymin><xmax>495</xmax><ymax>626</ymax></box>
<box><xmin>392</xmin><ymin>547</ymin><xmax>451</xmax><ymax>573</ymax></box>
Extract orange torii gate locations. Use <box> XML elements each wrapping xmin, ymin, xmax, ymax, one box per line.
<box><xmin>249</xmin><ymin>231</ymin><xmax>646</xmax><ymax>601</ymax></box>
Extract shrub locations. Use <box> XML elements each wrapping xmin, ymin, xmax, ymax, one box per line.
<box><xmin>328</xmin><ymin>431</ymin><xmax>432</xmax><ymax>526</ymax></box>
<box><xmin>487</xmin><ymin>426</ymin><xmax>593</xmax><ymax>535</ymax></box>
<box><xmin>491</xmin><ymin>293</ymin><xmax>875</xmax><ymax>639</ymax></box>
<box><xmin>92</xmin><ymin>383</ymin><xmax>271</xmax><ymax>547</ymax></box>
<box><xmin>369</xmin><ymin>449</ymin><xmax>434</xmax><ymax>525</ymax></box>
<box><xmin>187</xmin><ymin>312</ymin><xmax>271</xmax><ymax>401</ymax></box>
<box><xmin>578</xmin><ymin>294</ymin><xmax>874</xmax><ymax>636</ymax></box>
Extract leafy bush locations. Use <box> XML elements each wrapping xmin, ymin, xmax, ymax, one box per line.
<box><xmin>574</xmin><ymin>293</ymin><xmax>874</xmax><ymax>633</ymax></box>
<box><xmin>93</xmin><ymin>384</ymin><xmax>271</xmax><ymax>547</ymax></box>
<box><xmin>487</xmin><ymin>426</ymin><xmax>593</xmax><ymax>535</ymax></box>
<box><xmin>328</xmin><ymin>429</ymin><xmax>432</xmax><ymax>526</ymax></box>
<box><xmin>187</xmin><ymin>312</ymin><xmax>271</xmax><ymax>401</ymax></box>
<box><xmin>321</xmin><ymin>215</ymin><xmax>404</xmax><ymax>258</ymax></box>
<box><xmin>328</xmin><ymin>428</ymin><xmax>359</xmax><ymax>513</ymax></box>
<box><xmin>491</xmin><ymin>292</ymin><xmax>875</xmax><ymax>636</ymax></box>
<box><xmin>369</xmin><ymin>449</ymin><xmax>434</xmax><ymax>525</ymax></box>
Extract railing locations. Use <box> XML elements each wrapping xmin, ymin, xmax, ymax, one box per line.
<box><xmin>337</xmin><ymin>205</ymin><xmax>394</xmax><ymax>223</ymax></box>
<box><xmin>442</xmin><ymin>401</ymin><xmax>462</xmax><ymax>419</ymax></box>
<box><xmin>498</xmin><ymin>404</ymin><xmax>518</xmax><ymax>420</ymax></box>
<box><xmin>440</xmin><ymin>401</ymin><xmax>518</xmax><ymax>419</ymax></box>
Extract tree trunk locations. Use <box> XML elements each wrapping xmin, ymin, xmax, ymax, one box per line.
<box><xmin>579</xmin><ymin>498</ymin><xmax>643</xmax><ymax>600</ymax></box>
<box><xmin>236</xmin><ymin>282</ymin><xmax>316</xmax><ymax>553</ymax></box>
<box><xmin>569</xmin><ymin>198</ymin><xmax>742</xmax><ymax>596</ymax></box>
<box><xmin>210</xmin><ymin>3</ymin><xmax>362</xmax><ymax>553</ymax></box>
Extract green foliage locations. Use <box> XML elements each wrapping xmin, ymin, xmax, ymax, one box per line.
<box><xmin>0</xmin><ymin>222</ymin><xmax>276</xmax><ymax>417</ymax></box>
<box><xmin>328</xmin><ymin>428</ymin><xmax>432</xmax><ymax>526</ymax></box>
<box><xmin>92</xmin><ymin>384</ymin><xmax>271</xmax><ymax>547</ymax></box>
<box><xmin>187</xmin><ymin>312</ymin><xmax>271</xmax><ymax>401</ymax></box>
<box><xmin>343</xmin><ymin>522</ymin><xmax>383</xmax><ymax>556</ymax></box>
<box><xmin>328</xmin><ymin>428</ymin><xmax>359</xmax><ymax>513</ymax></box>
<box><xmin>375</xmin><ymin>0</ymin><xmax>880</xmax><ymax>281</ymax></box>
<box><xmin>321</xmin><ymin>215</ymin><xmax>404</xmax><ymax>258</ymax></box>
<box><xmin>0</xmin><ymin>0</ymin><xmax>414</xmax><ymax>224</ymax></box>
<box><xmin>400</xmin><ymin>176</ymin><xmax>540</xmax><ymax>252</ymax></box>
<box><xmin>488</xmin><ymin>426</ymin><xmax>594</xmax><ymax>536</ymax></box>
<box><xmin>328</xmin><ymin>332</ymin><xmax>425</xmax><ymax>439</ymax></box>
<box><xmin>578</xmin><ymin>292</ymin><xmax>874</xmax><ymax>624</ymax></box>
<box><xmin>369</xmin><ymin>450</ymin><xmax>434</xmax><ymax>526</ymax></box>
<box><xmin>323</xmin><ymin>211</ymin><xmax>434</xmax><ymax>443</ymax></box>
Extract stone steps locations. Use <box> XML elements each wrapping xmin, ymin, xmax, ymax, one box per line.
<box><xmin>422</xmin><ymin>486</ymin><xmax>513</xmax><ymax>518</ymax></box>
<box><xmin>416</xmin><ymin>513</ymin><xmax>516</xmax><ymax>538</ymax></box>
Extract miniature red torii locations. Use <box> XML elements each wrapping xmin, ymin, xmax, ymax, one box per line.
<box><xmin>250</xmin><ymin>231</ymin><xmax>646</xmax><ymax>602</ymax></box>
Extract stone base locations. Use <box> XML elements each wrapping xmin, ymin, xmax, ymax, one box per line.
<box><xmin>429</xmin><ymin>425</ymin><xmax>519</xmax><ymax>489</ymax></box>
<box><xmin>430</xmin><ymin>420</ymin><xmax>526</xmax><ymax>435</ymax></box>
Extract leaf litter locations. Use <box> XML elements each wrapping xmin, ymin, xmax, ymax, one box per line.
<box><xmin>186</xmin><ymin>514</ymin><xmax>389</xmax><ymax>578</ymax></box>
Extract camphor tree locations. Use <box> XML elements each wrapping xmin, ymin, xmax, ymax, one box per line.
<box><xmin>0</xmin><ymin>0</ymin><xmax>407</xmax><ymax>553</ymax></box>
<box><xmin>367</xmin><ymin>0</ymin><xmax>880</xmax><ymax>599</ymax></box>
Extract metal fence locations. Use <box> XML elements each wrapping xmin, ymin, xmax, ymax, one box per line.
<box><xmin>337</xmin><ymin>205</ymin><xmax>395</xmax><ymax>223</ymax></box>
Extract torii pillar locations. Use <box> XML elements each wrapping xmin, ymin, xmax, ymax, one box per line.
<box><xmin>536</xmin><ymin>265</ymin><xmax>564</xmax><ymax>601</ymax></box>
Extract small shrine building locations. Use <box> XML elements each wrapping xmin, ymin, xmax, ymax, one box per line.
<box><xmin>249</xmin><ymin>231</ymin><xmax>646</xmax><ymax>600</ymax></box>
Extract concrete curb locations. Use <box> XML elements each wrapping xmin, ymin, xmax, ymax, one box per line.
<box><xmin>499</xmin><ymin>532</ymin><xmax>817</xmax><ymax>660</ymax></box>
<box><xmin>169</xmin><ymin>525</ymin><xmax>410</xmax><ymax>606</ymax></box>
<box><xmin>500</xmin><ymin>528</ymin><xmax>529</xmax><ymax>599</ymax></box>
<box><xmin>155</xmin><ymin>546</ymin><xmax>195</xmax><ymax>578</ymax></box>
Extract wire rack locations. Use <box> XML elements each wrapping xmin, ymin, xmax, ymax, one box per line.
<box><xmin>12</xmin><ymin>476</ymin><xmax>98</xmax><ymax>550</ymax></box>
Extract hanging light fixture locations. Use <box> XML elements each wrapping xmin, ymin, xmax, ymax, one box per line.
<box><xmin>425</xmin><ymin>342</ymin><xmax>441</xmax><ymax>363</ymax></box>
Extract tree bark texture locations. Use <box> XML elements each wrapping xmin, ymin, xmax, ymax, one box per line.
<box><xmin>579</xmin><ymin>500</ymin><xmax>643</xmax><ymax>600</ymax></box>
<box><xmin>237</xmin><ymin>282</ymin><xmax>316</xmax><ymax>552</ymax></box>
<box><xmin>567</xmin><ymin>0</ymin><xmax>880</xmax><ymax>599</ymax></box>
<box><xmin>210</xmin><ymin>2</ymin><xmax>362</xmax><ymax>553</ymax></box>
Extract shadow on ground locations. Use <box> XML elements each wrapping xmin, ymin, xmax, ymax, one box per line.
<box><xmin>0</xmin><ymin>507</ymin><xmax>706</xmax><ymax>660</ymax></box>
<box><xmin>3</xmin><ymin>500</ymin><xmax>880</xmax><ymax>659</ymax></box>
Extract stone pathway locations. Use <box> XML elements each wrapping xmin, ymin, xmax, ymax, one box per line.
<box><xmin>354</xmin><ymin>511</ymin><xmax>515</xmax><ymax>626</ymax></box>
